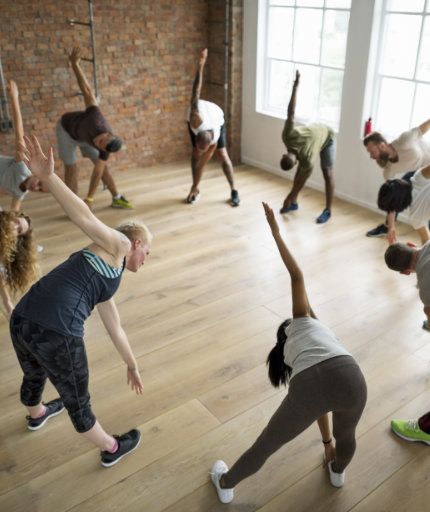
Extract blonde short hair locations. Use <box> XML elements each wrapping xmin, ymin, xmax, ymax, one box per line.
<box><xmin>116</xmin><ymin>220</ymin><xmax>153</xmax><ymax>246</ymax></box>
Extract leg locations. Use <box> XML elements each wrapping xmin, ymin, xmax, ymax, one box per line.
<box><xmin>321</xmin><ymin>166</ymin><xmax>334</xmax><ymax>212</ymax></box>
<box><xmin>281</xmin><ymin>169</ymin><xmax>309</xmax><ymax>211</ymax></box>
<box><xmin>222</xmin><ymin>381</ymin><xmax>323</xmax><ymax>488</ymax></box>
<box><xmin>187</xmin><ymin>146</ymin><xmax>215</xmax><ymax>202</ymax></box>
<box><xmin>216</xmin><ymin>147</ymin><xmax>235</xmax><ymax>190</ymax></box>
<box><xmin>86</xmin><ymin>160</ymin><xmax>106</xmax><ymax>199</ymax></box>
<box><xmin>64</xmin><ymin>164</ymin><xmax>79</xmax><ymax>195</ymax></box>
<box><xmin>101</xmin><ymin>166</ymin><xmax>119</xmax><ymax>197</ymax></box>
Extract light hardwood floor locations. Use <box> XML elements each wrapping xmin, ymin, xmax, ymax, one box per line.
<box><xmin>0</xmin><ymin>162</ymin><xmax>429</xmax><ymax>511</ymax></box>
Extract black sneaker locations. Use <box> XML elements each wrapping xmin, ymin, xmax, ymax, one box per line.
<box><xmin>230</xmin><ymin>189</ymin><xmax>240</xmax><ymax>207</ymax></box>
<box><xmin>100</xmin><ymin>429</ymin><xmax>141</xmax><ymax>467</ymax></box>
<box><xmin>366</xmin><ymin>224</ymin><xmax>388</xmax><ymax>237</ymax></box>
<box><xmin>26</xmin><ymin>398</ymin><xmax>65</xmax><ymax>431</ymax></box>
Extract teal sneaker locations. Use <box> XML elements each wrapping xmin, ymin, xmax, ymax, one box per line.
<box><xmin>391</xmin><ymin>419</ymin><xmax>430</xmax><ymax>445</ymax></box>
<box><xmin>111</xmin><ymin>195</ymin><xmax>134</xmax><ymax>209</ymax></box>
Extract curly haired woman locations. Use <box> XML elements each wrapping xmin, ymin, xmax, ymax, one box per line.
<box><xmin>0</xmin><ymin>210</ymin><xmax>38</xmax><ymax>318</ymax></box>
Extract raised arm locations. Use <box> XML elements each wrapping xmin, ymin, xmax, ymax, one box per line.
<box><xmin>8</xmin><ymin>80</ymin><xmax>25</xmax><ymax>162</ymax></box>
<box><xmin>23</xmin><ymin>135</ymin><xmax>130</xmax><ymax>259</ymax></box>
<box><xmin>97</xmin><ymin>298</ymin><xmax>143</xmax><ymax>395</ymax></box>
<box><xmin>69</xmin><ymin>46</ymin><xmax>98</xmax><ymax>109</ymax></box>
<box><xmin>263</xmin><ymin>202</ymin><xmax>311</xmax><ymax>318</ymax></box>
<box><xmin>287</xmin><ymin>70</ymin><xmax>300</xmax><ymax>121</ymax></box>
<box><xmin>189</xmin><ymin>48</ymin><xmax>208</xmax><ymax>130</ymax></box>
<box><xmin>0</xmin><ymin>275</ymin><xmax>14</xmax><ymax>319</ymax></box>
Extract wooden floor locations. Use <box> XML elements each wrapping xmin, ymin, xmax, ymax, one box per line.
<box><xmin>1</xmin><ymin>162</ymin><xmax>429</xmax><ymax>512</ymax></box>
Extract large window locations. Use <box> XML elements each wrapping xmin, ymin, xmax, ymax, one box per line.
<box><xmin>259</xmin><ymin>0</ymin><xmax>351</xmax><ymax>128</ymax></box>
<box><xmin>373</xmin><ymin>0</ymin><xmax>430</xmax><ymax>137</ymax></box>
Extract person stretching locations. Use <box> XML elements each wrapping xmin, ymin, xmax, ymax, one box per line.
<box><xmin>210</xmin><ymin>202</ymin><xmax>367</xmax><ymax>504</ymax></box>
<box><xmin>187</xmin><ymin>48</ymin><xmax>240</xmax><ymax>207</ymax></box>
<box><xmin>377</xmin><ymin>164</ymin><xmax>430</xmax><ymax>245</ymax></box>
<box><xmin>10</xmin><ymin>135</ymin><xmax>151</xmax><ymax>467</ymax></box>
<box><xmin>280</xmin><ymin>71</ymin><xmax>336</xmax><ymax>224</ymax></box>
<box><xmin>56</xmin><ymin>46</ymin><xmax>133</xmax><ymax>210</ymax></box>
<box><xmin>0</xmin><ymin>81</ymin><xmax>44</xmax><ymax>211</ymax></box>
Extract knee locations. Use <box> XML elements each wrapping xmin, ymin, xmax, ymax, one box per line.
<box><xmin>68</xmin><ymin>404</ymin><xmax>96</xmax><ymax>433</ymax></box>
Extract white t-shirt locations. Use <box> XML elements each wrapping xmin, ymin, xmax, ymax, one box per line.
<box><xmin>283</xmin><ymin>316</ymin><xmax>351</xmax><ymax>381</ymax></box>
<box><xmin>0</xmin><ymin>156</ymin><xmax>31</xmax><ymax>199</ymax></box>
<box><xmin>416</xmin><ymin>241</ymin><xmax>430</xmax><ymax>306</ymax></box>
<box><xmin>188</xmin><ymin>100</ymin><xmax>224</xmax><ymax>145</ymax></box>
<box><xmin>409</xmin><ymin>169</ymin><xmax>430</xmax><ymax>229</ymax></box>
<box><xmin>384</xmin><ymin>127</ymin><xmax>430</xmax><ymax>180</ymax></box>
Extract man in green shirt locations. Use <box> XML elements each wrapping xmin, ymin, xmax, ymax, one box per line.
<box><xmin>280</xmin><ymin>71</ymin><xmax>336</xmax><ymax>224</ymax></box>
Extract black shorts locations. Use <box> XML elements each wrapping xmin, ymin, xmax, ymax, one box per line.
<box><xmin>188</xmin><ymin>122</ymin><xmax>226</xmax><ymax>149</ymax></box>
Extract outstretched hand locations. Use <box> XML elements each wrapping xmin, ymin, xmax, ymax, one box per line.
<box><xmin>22</xmin><ymin>135</ymin><xmax>54</xmax><ymax>181</ymax></box>
<box><xmin>127</xmin><ymin>367</ymin><xmax>144</xmax><ymax>395</ymax></box>
<box><xmin>7</xmin><ymin>80</ymin><xmax>19</xmax><ymax>97</ymax></box>
<box><xmin>199</xmin><ymin>48</ymin><xmax>208</xmax><ymax>68</ymax></box>
<box><xmin>263</xmin><ymin>202</ymin><xmax>280</xmax><ymax>236</ymax></box>
<box><xmin>323</xmin><ymin>442</ymin><xmax>336</xmax><ymax>468</ymax></box>
<box><xmin>69</xmin><ymin>46</ymin><xmax>82</xmax><ymax>66</ymax></box>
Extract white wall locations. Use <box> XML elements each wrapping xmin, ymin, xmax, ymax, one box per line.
<box><xmin>242</xmin><ymin>0</ymin><xmax>389</xmax><ymax>215</ymax></box>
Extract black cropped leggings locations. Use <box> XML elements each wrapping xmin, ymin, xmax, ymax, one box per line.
<box><xmin>10</xmin><ymin>314</ymin><xmax>96</xmax><ymax>433</ymax></box>
<box><xmin>223</xmin><ymin>355</ymin><xmax>367</xmax><ymax>488</ymax></box>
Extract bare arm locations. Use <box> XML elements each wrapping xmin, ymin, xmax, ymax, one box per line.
<box><xmin>97</xmin><ymin>298</ymin><xmax>143</xmax><ymax>394</ymax></box>
<box><xmin>317</xmin><ymin>414</ymin><xmax>336</xmax><ymax>465</ymax></box>
<box><xmin>189</xmin><ymin>48</ymin><xmax>207</xmax><ymax>130</ymax></box>
<box><xmin>23</xmin><ymin>135</ymin><xmax>130</xmax><ymax>259</ymax></box>
<box><xmin>387</xmin><ymin>211</ymin><xmax>397</xmax><ymax>245</ymax></box>
<box><xmin>263</xmin><ymin>202</ymin><xmax>311</xmax><ymax>318</ymax></box>
<box><xmin>0</xmin><ymin>275</ymin><xmax>14</xmax><ymax>319</ymax></box>
<box><xmin>69</xmin><ymin>46</ymin><xmax>98</xmax><ymax>109</ymax></box>
<box><xmin>416</xmin><ymin>226</ymin><xmax>430</xmax><ymax>245</ymax></box>
<box><xmin>287</xmin><ymin>70</ymin><xmax>300</xmax><ymax>121</ymax></box>
<box><xmin>8</xmin><ymin>81</ymin><xmax>25</xmax><ymax>162</ymax></box>
<box><xmin>419</xmin><ymin>119</ymin><xmax>430</xmax><ymax>135</ymax></box>
<box><xmin>9</xmin><ymin>196</ymin><xmax>22</xmax><ymax>212</ymax></box>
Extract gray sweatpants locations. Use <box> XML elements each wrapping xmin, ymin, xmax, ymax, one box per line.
<box><xmin>223</xmin><ymin>355</ymin><xmax>367</xmax><ymax>488</ymax></box>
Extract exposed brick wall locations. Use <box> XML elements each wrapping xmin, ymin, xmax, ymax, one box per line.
<box><xmin>0</xmin><ymin>0</ymin><xmax>242</xmax><ymax>181</ymax></box>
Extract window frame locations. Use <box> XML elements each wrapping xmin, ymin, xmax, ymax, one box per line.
<box><xmin>257</xmin><ymin>0</ymin><xmax>351</xmax><ymax>129</ymax></box>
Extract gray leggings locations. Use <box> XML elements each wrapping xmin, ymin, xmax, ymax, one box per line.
<box><xmin>223</xmin><ymin>355</ymin><xmax>367</xmax><ymax>488</ymax></box>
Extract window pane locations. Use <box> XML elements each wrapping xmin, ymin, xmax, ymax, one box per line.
<box><xmin>295</xmin><ymin>65</ymin><xmax>320</xmax><ymax>119</ymax></box>
<box><xmin>321</xmin><ymin>10</ymin><xmax>350</xmax><ymax>67</ymax></box>
<box><xmin>386</xmin><ymin>0</ymin><xmax>424</xmax><ymax>12</ymax></box>
<box><xmin>266</xmin><ymin>60</ymin><xmax>295</xmax><ymax>111</ymax></box>
<box><xmin>293</xmin><ymin>8</ymin><xmax>323</xmax><ymax>64</ymax></box>
<box><xmin>416</xmin><ymin>16</ymin><xmax>430</xmax><ymax>80</ymax></box>
<box><xmin>267</xmin><ymin>7</ymin><xmax>294</xmax><ymax>60</ymax></box>
<box><xmin>411</xmin><ymin>83</ymin><xmax>430</xmax><ymax>126</ymax></box>
<box><xmin>379</xmin><ymin>14</ymin><xmax>421</xmax><ymax>78</ymax></box>
<box><xmin>269</xmin><ymin>0</ymin><xmax>295</xmax><ymax>5</ymax></box>
<box><xmin>325</xmin><ymin>0</ymin><xmax>351</xmax><ymax>8</ymax></box>
<box><xmin>319</xmin><ymin>68</ymin><xmax>343</xmax><ymax>124</ymax></box>
<box><xmin>296</xmin><ymin>0</ymin><xmax>323</xmax><ymax>6</ymax></box>
<box><xmin>376</xmin><ymin>78</ymin><xmax>414</xmax><ymax>134</ymax></box>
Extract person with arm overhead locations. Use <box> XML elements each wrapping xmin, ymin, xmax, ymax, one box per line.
<box><xmin>0</xmin><ymin>80</ymin><xmax>44</xmax><ymax>211</ymax></box>
<box><xmin>187</xmin><ymin>48</ymin><xmax>240</xmax><ymax>207</ymax></box>
<box><xmin>10</xmin><ymin>135</ymin><xmax>152</xmax><ymax>467</ymax></box>
<box><xmin>363</xmin><ymin>117</ymin><xmax>430</xmax><ymax>239</ymax></box>
<box><xmin>56</xmin><ymin>46</ymin><xmax>132</xmax><ymax>210</ymax></box>
<box><xmin>280</xmin><ymin>71</ymin><xmax>336</xmax><ymax>224</ymax></box>
<box><xmin>209</xmin><ymin>203</ymin><xmax>367</xmax><ymax>504</ymax></box>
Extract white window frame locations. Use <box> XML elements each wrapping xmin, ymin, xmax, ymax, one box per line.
<box><xmin>257</xmin><ymin>0</ymin><xmax>351</xmax><ymax>129</ymax></box>
<box><xmin>372</xmin><ymin>0</ymin><xmax>430</xmax><ymax>138</ymax></box>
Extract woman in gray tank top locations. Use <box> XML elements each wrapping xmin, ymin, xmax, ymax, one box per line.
<box><xmin>210</xmin><ymin>203</ymin><xmax>367</xmax><ymax>504</ymax></box>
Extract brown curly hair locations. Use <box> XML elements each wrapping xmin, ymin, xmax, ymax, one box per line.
<box><xmin>0</xmin><ymin>211</ymin><xmax>39</xmax><ymax>294</ymax></box>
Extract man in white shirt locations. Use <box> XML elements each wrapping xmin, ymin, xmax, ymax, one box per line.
<box><xmin>363</xmin><ymin>119</ymin><xmax>430</xmax><ymax>238</ymax></box>
<box><xmin>187</xmin><ymin>48</ymin><xmax>240</xmax><ymax>207</ymax></box>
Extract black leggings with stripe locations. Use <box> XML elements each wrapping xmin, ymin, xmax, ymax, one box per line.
<box><xmin>10</xmin><ymin>314</ymin><xmax>96</xmax><ymax>433</ymax></box>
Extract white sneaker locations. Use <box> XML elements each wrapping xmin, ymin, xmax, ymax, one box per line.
<box><xmin>210</xmin><ymin>460</ymin><xmax>234</xmax><ymax>504</ymax></box>
<box><xmin>328</xmin><ymin>460</ymin><xmax>345</xmax><ymax>487</ymax></box>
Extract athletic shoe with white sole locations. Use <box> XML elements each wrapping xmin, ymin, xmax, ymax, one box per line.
<box><xmin>100</xmin><ymin>429</ymin><xmax>141</xmax><ymax>467</ymax></box>
<box><xmin>210</xmin><ymin>460</ymin><xmax>234</xmax><ymax>504</ymax></box>
<box><xmin>26</xmin><ymin>398</ymin><xmax>65</xmax><ymax>431</ymax></box>
<box><xmin>328</xmin><ymin>460</ymin><xmax>345</xmax><ymax>487</ymax></box>
<box><xmin>391</xmin><ymin>419</ymin><xmax>430</xmax><ymax>445</ymax></box>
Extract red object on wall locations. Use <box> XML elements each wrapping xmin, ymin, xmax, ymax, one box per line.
<box><xmin>364</xmin><ymin>117</ymin><xmax>373</xmax><ymax>136</ymax></box>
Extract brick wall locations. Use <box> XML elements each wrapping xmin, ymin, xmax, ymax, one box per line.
<box><xmin>0</xmin><ymin>0</ymin><xmax>242</xmax><ymax>179</ymax></box>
